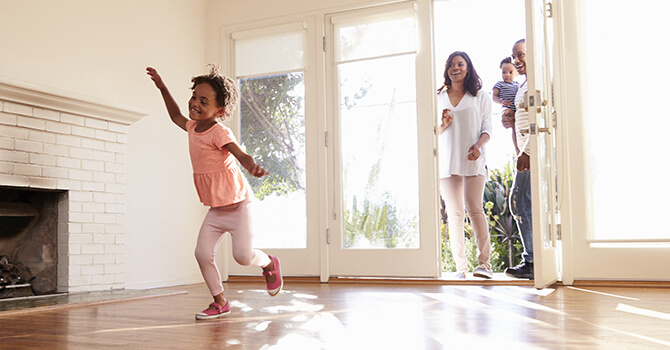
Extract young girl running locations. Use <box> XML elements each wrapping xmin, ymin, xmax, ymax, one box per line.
<box><xmin>146</xmin><ymin>65</ymin><xmax>283</xmax><ymax>320</ymax></box>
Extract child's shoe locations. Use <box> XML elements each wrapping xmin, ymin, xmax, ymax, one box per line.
<box><xmin>263</xmin><ymin>255</ymin><xmax>283</xmax><ymax>296</ymax></box>
<box><xmin>195</xmin><ymin>301</ymin><xmax>230</xmax><ymax>320</ymax></box>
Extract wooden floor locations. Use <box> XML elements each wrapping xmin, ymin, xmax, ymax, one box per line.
<box><xmin>1</xmin><ymin>279</ymin><xmax>669</xmax><ymax>349</ymax></box>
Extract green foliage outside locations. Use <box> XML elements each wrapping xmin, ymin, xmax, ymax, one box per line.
<box><xmin>238</xmin><ymin>73</ymin><xmax>305</xmax><ymax>200</ymax></box>
<box><xmin>344</xmin><ymin>195</ymin><xmax>404</xmax><ymax>248</ymax></box>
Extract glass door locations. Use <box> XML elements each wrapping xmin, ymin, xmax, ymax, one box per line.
<box><xmin>223</xmin><ymin>21</ymin><xmax>320</xmax><ymax>276</ymax></box>
<box><xmin>325</xmin><ymin>1</ymin><xmax>440</xmax><ymax>278</ymax></box>
<box><xmin>559</xmin><ymin>0</ymin><xmax>670</xmax><ymax>281</ymax></box>
<box><xmin>525</xmin><ymin>0</ymin><xmax>560</xmax><ymax>288</ymax></box>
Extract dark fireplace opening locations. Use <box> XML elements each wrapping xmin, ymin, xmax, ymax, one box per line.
<box><xmin>1</xmin><ymin>186</ymin><xmax>64</xmax><ymax>299</ymax></box>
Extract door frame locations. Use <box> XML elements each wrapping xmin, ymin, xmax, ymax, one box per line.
<box><xmin>524</xmin><ymin>0</ymin><xmax>561</xmax><ymax>289</ymax></box>
<box><xmin>553</xmin><ymin>0</ymin><xmax>670</xmax><ymax>283</ymax></box>
<box><xmin>218</xmin><ymin>17</ymin><xmax>322</xmax><ymax>278</ymax></box>
<box><xmin>322</xmin><ymin>0</ymin><xmax>441</xmax><ymax>280</ymax></box>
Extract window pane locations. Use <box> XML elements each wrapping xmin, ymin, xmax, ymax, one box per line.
<box><xmin>339</xmin><ymin>54</ymin><xmax>419</xmax><ymax>249</ymax></box>
<box><xmin>583</xmin><ymin>2</ymin><xmax>670</xmax><ymax>240</ymax></box>
<box><xmin>235</xmin><ymin>29</ymin><xmax>305</xmax><ymax>77</ymax></box>
<box><xmin>238</xmin><ymin>73</ymin><xmax>306</xmax><ymax>248</ymax></box>
<box><xmin>335</xmin><ymin>16</ymin><xmax>415</xmax><ymax>62</ymax></box>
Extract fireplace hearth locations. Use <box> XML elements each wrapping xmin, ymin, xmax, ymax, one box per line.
<box><xmin>0</xmin><ymin>187</ymin><xmax>62</xmax><ymax>299</ymax></box>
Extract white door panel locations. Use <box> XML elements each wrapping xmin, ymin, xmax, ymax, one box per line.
<box><xmin>325</xmin><ymin>1</ymin><xmax>440</xmax><ymax>278</ymax></box>
<box><xmin>525</xmin><ymin>0</ymin><xmax>560</xmax><ymax>288</ymax></box>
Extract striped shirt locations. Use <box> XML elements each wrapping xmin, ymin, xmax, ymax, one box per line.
<box><xmin>514</xmin><ymin>80</ymin><xmax>531</xmax><ymax>156</ymax></box>
<box><xmin>493</xmin><ymin>81</ymin><xmax>520</xmax><ymax>111</ymax></box>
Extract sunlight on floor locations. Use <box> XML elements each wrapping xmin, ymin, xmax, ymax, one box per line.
<box><xmin>567</xmin><ymin>286</ymin><xmax>639</xmax><ymax>301</ymax></box>
<box><xmin>431</xmin><ymin>332</ymin><xmax>545</xmax><ymax>350</ymax></box>
<box><xmin>262</xmin><ymin>333</ymin><xmax>326</xmax><ymax>350</ymax></box>
<box><xmin>504</xmin><ymin>285</ymin><xmax>556</xmax><ymax>297</ymax></box>
<box><xmin>571</xmin><ymin>317</ymin><xmax>670</xmax><ymax>348</ymax></box>
<box><xmin>230</xmin><ymin>300</ymin><xmax>254</xmax><ymax>312</ymax></box>
<box><xmin>422</xmin><ymin>292</ymin><xmax>555</xmax><ymax>328</ymax></box>
<box><xmin>262</xmin><ymin>299</ymin><xmax>324</xmax><ymax>314</ymax></box>
<box><xmin>453</xmin><ymin>286</ymin><xmax>563</xmax><ymax>315</ymax></box>
<box><xmin>616</xmin><ymin>303</ymin><xmax>670</xmax><ymax>321</ymax></box>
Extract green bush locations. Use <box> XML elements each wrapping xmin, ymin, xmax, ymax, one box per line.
<box><xmin>344</xmin><ymin>194</ymin><xmax>404</xmax><ymax>248</ymax></box>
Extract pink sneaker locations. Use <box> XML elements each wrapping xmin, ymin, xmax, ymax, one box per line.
<box><xmin>195</xmin><ymin>301</ymin><xmax>230</xmax><ymax>320</ymax></box>
<box><xmin>263</xmin><ymin>255</ymin><xmax>283</xmax><ymax>296</ymax></box>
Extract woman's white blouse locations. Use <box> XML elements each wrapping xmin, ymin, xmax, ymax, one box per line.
<box><xmin>437</xmin><ymin>90</ymin><xmax>492</xmax><ymax>179</ymax></box>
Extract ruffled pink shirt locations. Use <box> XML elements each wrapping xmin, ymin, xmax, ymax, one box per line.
<box><xmin>186</xmin><ymin>120</ymin><xmax>251</xmax><ymax>207</ymax></box>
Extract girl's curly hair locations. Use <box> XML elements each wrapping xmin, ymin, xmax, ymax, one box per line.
<box><xmin>191</xmin><ymin>64</ymin><xmax>240</xmax><ymax>121</ymax></box>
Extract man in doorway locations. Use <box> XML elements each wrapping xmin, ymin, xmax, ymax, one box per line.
<box><xmin>502</xmin><ymin>39</ymin><xmax>533</xmax><ymax>279</ymax></box>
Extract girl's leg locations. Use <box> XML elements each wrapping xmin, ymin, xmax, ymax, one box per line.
<box><xmin>439</xmin><ymin>176</ymin><xmax>468</xmax><ymax>274</ymax></box>
<box><xmin>194</xmin><ymin>208</ymin><xmax>229</xmax><ymax>298</ymax></box>
<box><xmin>229</xmin><ymin>200</ymin><xmax>271</xmax><ymax>268</ymax></box>
<box><xmin>229</xmin><ymin>201</ymin><xmax>281</xmax><ymax>294</ymax></box>
<box><xmin>464</xmin><ymin>175</ymin><xmax>492</xmax><ymax>270</ymax></box>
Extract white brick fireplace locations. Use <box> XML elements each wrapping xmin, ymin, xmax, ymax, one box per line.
<box><xmin>0</xmin><ymin>77</ymin><xmax>146</xmax><ymax>293</ymax></box>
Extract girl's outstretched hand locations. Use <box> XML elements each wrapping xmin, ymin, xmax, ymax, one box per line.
<box><xmin>225</xmin><ymin>143</ymin><xmax>269</xmax><ymax>178</ymax></box>
<box><xmin>246</xmin><ymin>163</ymin><xmax>269</xmax><ymax>178</ymax></box>
<box><xmin>146</xmin><ymin>67</ymin><xmax>166</xmax><ymax>90</ymax></box>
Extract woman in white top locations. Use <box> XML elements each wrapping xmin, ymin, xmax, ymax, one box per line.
<box><xmin>437</xmin><ymin>51</ymin><xmax>493</xmax><ymax>279</ymax></box>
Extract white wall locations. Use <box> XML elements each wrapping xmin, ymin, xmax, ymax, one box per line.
<box><xmin>0</xmin><ymin>0</ymin><xmax>405</xmax><ymax>291</ymax></box>
<box><xmin>0</xmin><ymin>0</ymin><xmax>209</xmax><ymax>289</ymax></box>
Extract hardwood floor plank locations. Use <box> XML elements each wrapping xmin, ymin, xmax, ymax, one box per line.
<box><xmin>1</xmin><ymin>281</ymin><xmax>669</xmax><ymax>349</ymax></box>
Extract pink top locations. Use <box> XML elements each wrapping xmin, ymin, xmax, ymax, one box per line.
<box><xmin>186</xmin><ymin>120</ymin><xmax>251</xmax><ymax>207</ymax></box>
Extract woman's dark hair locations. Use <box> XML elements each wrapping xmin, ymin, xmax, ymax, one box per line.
<box><xmin>191</xmin><ymin>64</ymin><xmax>240</xmax><ymax>121</ymax></box>
<box><xmin>439</xmin><ymin>51</ymin><xmax>482</xmax><ymax>96</ymax></box>
<box><xmin>500</xmin><ymin>56</ymin><xmax>513</xmax><ymax>68</ymax></box>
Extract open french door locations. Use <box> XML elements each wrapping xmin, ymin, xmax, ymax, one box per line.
<box><xmin>525</xmin><ymin>0</ymin><xmax>560</xmax><ymax>289</ymax></box>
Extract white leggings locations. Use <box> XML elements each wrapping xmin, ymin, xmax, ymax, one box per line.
<box><xmin>439</xmin><ymin>175</ymin><xmax>491</xmax><ymax>273</ymax></box>
<box><xmin>194</xmin><ymin>200</ymin><xmax>271</xmax><ymax>296</ymax></box>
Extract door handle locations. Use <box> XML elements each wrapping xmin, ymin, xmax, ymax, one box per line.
<box><xmin>523</xmin><ymin>91</ymin><xmax>547</xmax><ymax>112</ymax></box>
<box><xmin>530</xmin><ymin>124</ymin><xmax>551</xmax><ymax>135</ymax></box>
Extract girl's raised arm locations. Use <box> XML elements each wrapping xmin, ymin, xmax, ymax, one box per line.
<box><xmin>146</xmin><ymin>67</ymin><xmax>188</xmax><ymax>131</ymax></box>
<box><xmin>224</xmin><ymin>142</ymin><xmax>269</xmax><ymax>178</ymax></box>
